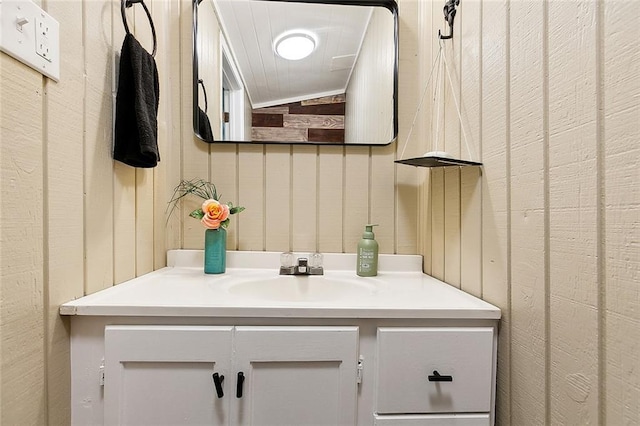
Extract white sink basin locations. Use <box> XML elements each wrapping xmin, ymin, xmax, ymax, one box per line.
<box><xmin>226</xmin><ymin>274</ymin><xmax>378</xmax><ymax>302</ymax></box>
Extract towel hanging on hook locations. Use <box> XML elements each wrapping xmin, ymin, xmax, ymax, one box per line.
<box><xmin>199</xmin><ymin>79</ymin><xmax>209</xmax><ymax>113</ymax></box>
<box><xmin>197</xmin><ymin>79</ymin><xmax>215</xmax><ymax>143</ymax></box>
<box><xmin>114</xmin><ymin>0</ymin><xmax>160</xmax><ymax>167</ymax></box>
<box><xmin>121</xmin><ymin>0</ymin><xmax>157</xmax><ymax>57</ymax></box>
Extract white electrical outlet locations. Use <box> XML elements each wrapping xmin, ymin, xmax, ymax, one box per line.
<box><xmin>35</xmin><ymin>16</ymin><xmax>51</xmax><ymax>61</ymax></box>
<box><xmin>0</xmin><ymin>0</ymin><xmax>60</xmax><ymax>81</ymax></box>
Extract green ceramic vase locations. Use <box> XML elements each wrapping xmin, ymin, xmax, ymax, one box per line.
<box><xmin>204</xmin><ymin>228</ymin><xmax>226</xmax><ymax>274</ymax></box>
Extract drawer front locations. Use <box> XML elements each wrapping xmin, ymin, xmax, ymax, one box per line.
<box><xmin>374</xmin><ymin>413</ymin><xmax>490</xmax><ymax>426</ymax></box>
<box><xmin>376</xmin><ymin>327</ymin><xmax>494</xmax><ymax>414</ymax></box>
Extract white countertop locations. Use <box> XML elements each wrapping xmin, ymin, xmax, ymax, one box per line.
<box><xmin>60</xmin><ymin>251</ymin><xmax>501</xmax><ymax>319</ymax></box>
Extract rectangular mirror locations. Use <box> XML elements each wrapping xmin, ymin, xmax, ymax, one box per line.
<box><xmin>193</xmin><ymin>0</ymin><xmax>398</xmax><ymax>145</ymax></box>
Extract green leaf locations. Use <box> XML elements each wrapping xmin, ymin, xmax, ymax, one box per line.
<box><xmin>189</xmin><ymin>208</ymin><xmax>205</xmax><ymax>219</ymax></box>
<box><xmin>229</xmin><ymin>206</ymin><xmax>245</xmax><ymax>215</ymax></box>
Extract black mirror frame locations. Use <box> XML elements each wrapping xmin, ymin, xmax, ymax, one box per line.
<box><xmin>193</xmin><ymin>0</ymin><xmax>398</xmax><ymax>146</ymax></box>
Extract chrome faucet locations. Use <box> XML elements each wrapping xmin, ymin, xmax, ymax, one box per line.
<box><xmin>279</xmin><ymin>253</ymin><xmax>324</xmax><ymax>275</ymax></box>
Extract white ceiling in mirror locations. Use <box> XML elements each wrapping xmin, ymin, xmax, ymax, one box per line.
<box><xmin>213</xmin><ymin>0</ymin><xmax>373</xmax><ymax>109</ymax></box>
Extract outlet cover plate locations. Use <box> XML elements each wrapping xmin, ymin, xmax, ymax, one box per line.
<box><xmin>0</xmin><ymin>0</ymin><xmax>60</xmax><ymax>81</ymax></box>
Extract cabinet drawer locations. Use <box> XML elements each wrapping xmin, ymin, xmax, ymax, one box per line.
<box><xmin>376</xmin><ymin>327</ymin><xmax>494</xmax><ymax>414</ymax></box>
<box><xmin>374</xmin><ymin>413</ymin><xmax>490</xmax><ymax>426</ymax></box>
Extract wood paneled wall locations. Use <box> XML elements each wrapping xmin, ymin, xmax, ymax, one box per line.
<box><xmin>418</xmin><ymin>0</ymin><xmax>640</xmax><ymax>424</ymax></box>
<box><xmin>252</xmin><ymin>95</ymin><xmax>346</xmax><ymax>143</ymax></box>
<box><xmin>181</xmin><ymin>130</ymin><xmax>414</xmax><ymax>256</ymax></box>
<box><xmin>0</xmin><ymin>0</ymin><xmax>180</xmax><ymax>423</ymax></box>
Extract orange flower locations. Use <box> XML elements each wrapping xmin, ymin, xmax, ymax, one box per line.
<box><xmin>201</xmin><ymin>199</ymin><xmax>230</xmax><ymax>229</ymax></box>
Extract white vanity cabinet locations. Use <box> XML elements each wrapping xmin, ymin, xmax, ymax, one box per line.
<box><xmin>68</xmin><ymin>318</ymin><xmax>498</xmax><ymax>426</ymax></box>
<box><xmin>102</xmin><ymin>325</ymin><xmax>359</xmax><ymax>426</ymax></box>
<box><xmin>61</xmin><ymin>251</ymin><xmax>501</xmax><ymax>426</ymax></box>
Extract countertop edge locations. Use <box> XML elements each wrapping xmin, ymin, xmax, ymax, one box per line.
<box><xmin>61</xmin><ymin>305</ymin><xmax>501</xmax><ymax>320</ymax></box>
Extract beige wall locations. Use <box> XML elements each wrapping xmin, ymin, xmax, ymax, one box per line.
<box><xmin>1</xmin><ymin>0</ymin><xmax>638</xmax><ymax>424</ymax></box>
<box><xmin>0</xmin><ymin>0</ymin><xmax>182</xmax><ymax>423</ymax></box>
<box><xmin>415</xmin><ymin>0</ymin><xmax>639</xmax><ymax>425</ymax></box>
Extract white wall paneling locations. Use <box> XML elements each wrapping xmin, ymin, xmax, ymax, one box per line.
<box><xmin>113</xmin><ymin>2</ymin><xmax>137</xmax><ymax>285</ymax></box>
<box><xmin>603</xmin><ymin>2</ymin><xmax>640</xmax><ymax>423</ymax></box>
<box><xmin>458</xmin><ymin>0</ymin><xmax>482</xmax><ymax>299</ymax></box>
<box><xmin>291</xmin><ymin>145</ymin><xmax>318</xmax><ymax>251</ymax></box>
<box><xmin>44</xmin><ymin>0</ymin><xmax>85</xmax><ymax>422</ymax></box>
<box><xmin>317</xmin><ymin>145</ymin><xmax>345</xmax><ymax>253</ymax></box>
<box><xmin>509</xmin><ymin>1</ymin><xmax>546</xmax><ymax>424</ymax></box>
<box><xmin>1</xmin><ymin>54</ymin><xmax>46</xmax><ymax>426</ymax></box>
<box><xmin>548</xmin><ymin>1</ymin><xmax>599</xmax><ymax>423</ymax></box>
<box><xmin>265</xmin><ymin>145</ymin><xmax>292</xmax><ymax>251</ymax></box>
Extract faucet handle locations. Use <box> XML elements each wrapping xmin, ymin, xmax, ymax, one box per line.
<box><xmin>279</xmin><ymin>252</ymin><xmax>295</xmax><ymax>275</ymax></box>
<box><xmin>309</xmin><ymin>253</ymin><xmax>323</xmax><ymax>268</ymax></box>
<box><xmin>308</xmin><ymin>253</ymin><xmax>324</xmax><ymax>275</ymax></box>
<box><xmin>280</xmin><ymin>252</ymin><xmax>294</xmax><ymax>268</ymax></box>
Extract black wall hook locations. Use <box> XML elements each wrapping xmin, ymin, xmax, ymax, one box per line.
<box><xmin>438</xmin><ymin>0</ymin><xmax>460</xmax><ymax>40</ymax></box>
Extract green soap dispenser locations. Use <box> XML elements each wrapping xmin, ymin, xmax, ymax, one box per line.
<box><xmin>357</xmin><ymin>224</ymin><xmax>379</xmax><ymax>277</ymax></box>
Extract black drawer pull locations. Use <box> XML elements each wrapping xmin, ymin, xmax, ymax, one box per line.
<box><xmin>236</xmin><ymin>372</ymin><xmax>245</xmax><ymax>398</ymax></box>
<box><xmin>428</xmin><ymin>370</ymin><xmax>453</xmax><ymax>382</ymax></box>
<box><xmin>212</xmin><ymin>372</ymin><xmax>224</xmax><ymax>398</ymax></box>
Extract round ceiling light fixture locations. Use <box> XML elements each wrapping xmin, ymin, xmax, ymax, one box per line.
<box><xmin>274</xmin><ymin>31</ymin><xmax>317</xmax><ymax>61</ymax></box>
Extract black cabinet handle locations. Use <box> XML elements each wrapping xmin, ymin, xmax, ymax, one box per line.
<box><xmin>212</xmin><ymin>372</ymin><xmax>224</xmax><ymax>398</ymax></box>
<box><xmin>428</xmin><ymin>370</ymin><xmax>453</xmax><ymax>382</ymax></box>
<box><xmin>236</xmin><ymin>372</ymin><xmax>245</xmax><ymax>398</ymax></box>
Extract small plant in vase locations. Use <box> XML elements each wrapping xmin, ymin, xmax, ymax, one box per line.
<box><xmin>168</xmin><ymin>179</ymin><xmax>244</xmax><ymax>274</ymax></box>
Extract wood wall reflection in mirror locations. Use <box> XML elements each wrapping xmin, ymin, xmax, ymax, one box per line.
<box><xmin>193</xmin><ymin>0</ymin><xmax>398</xmax><ymax>145</ymax></box>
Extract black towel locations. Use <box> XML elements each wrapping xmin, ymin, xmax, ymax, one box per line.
<box><xmin>114</xmin><ymin>33</ymin><xmax>160</xmax><ymax>168</ymax></box>
<box><xmin>198</xmin><ymin>107</ymin><xmax>214</xmax><ymax>143</ymax></box>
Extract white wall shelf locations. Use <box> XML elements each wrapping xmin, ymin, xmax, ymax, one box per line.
<box><xmin>395</xmin><ymin>155</ymin><xmax>482</xmax><ymax>168</ymax></box>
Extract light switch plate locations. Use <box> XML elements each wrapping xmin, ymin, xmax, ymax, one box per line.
<box><xmin>0</xmin><ymin>0</ymin><xmax>60</xmax><ymax>81</ymax></box>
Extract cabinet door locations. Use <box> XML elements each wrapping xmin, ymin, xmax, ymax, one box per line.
<box><xmin>232</xmin><ymin>326</ymin><xmax>359</xmax><ymax>426</ymax></box>
<box><xmin>104</xmin><ymin>325</ymin><xmax>233</xmax><ymax>426</ymax></box>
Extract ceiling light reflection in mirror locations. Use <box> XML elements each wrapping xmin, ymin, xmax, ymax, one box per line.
<box><xmin>274</xmin><ymin>30</ymin><xmax>317</xmax><ymax>60</ymax></box>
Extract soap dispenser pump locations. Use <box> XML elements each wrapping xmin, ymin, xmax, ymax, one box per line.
<box><xmin>357</xmin><ymin>224</ymin><xmax>379</xmax><ymax>277</ymax></box>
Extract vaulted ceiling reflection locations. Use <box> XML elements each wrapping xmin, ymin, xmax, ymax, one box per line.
<box><xmin>214</xmin><ymin>0</ymin><xmax>372</xmax><ymax>108</ymax></box>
